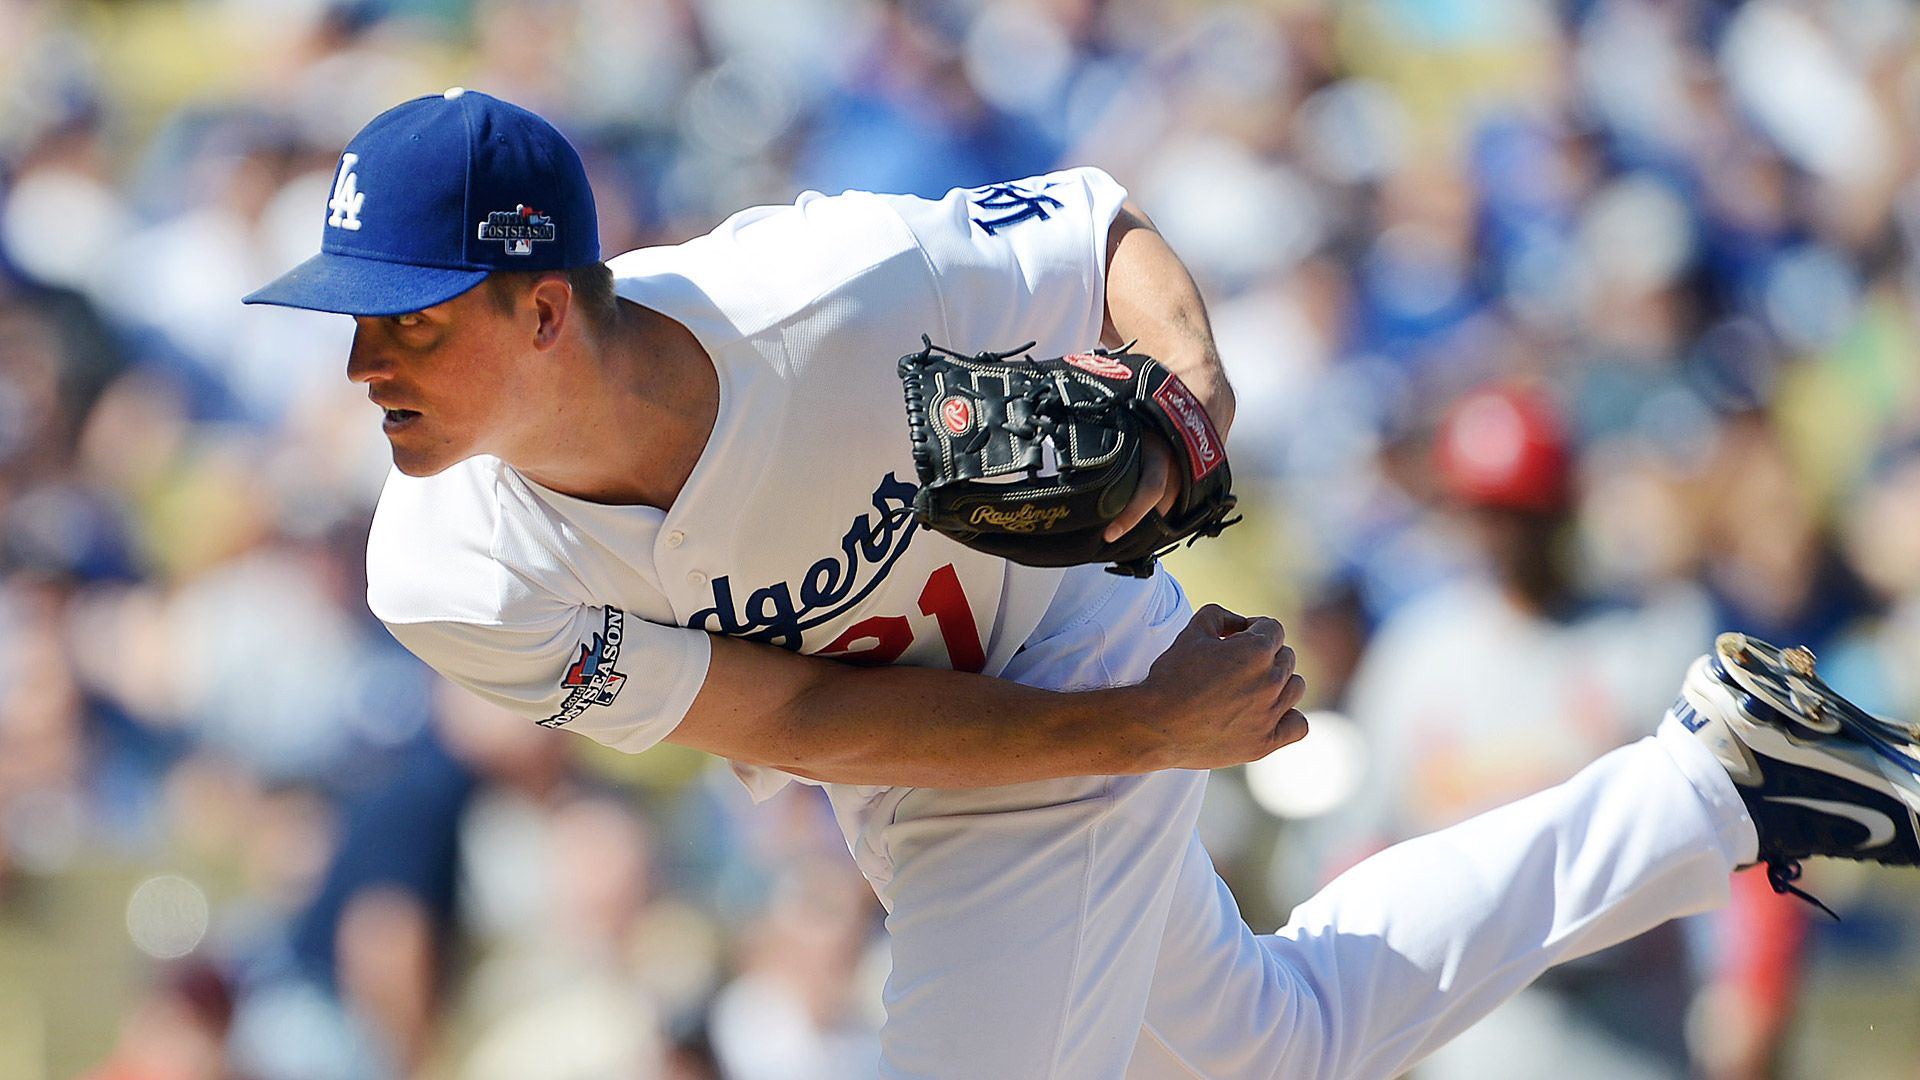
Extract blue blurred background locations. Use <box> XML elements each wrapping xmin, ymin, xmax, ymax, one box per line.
<box><xmin>4</xmin><ymin>0</ymin><xmax>1920</xmax><ymax>1077</ymax></box>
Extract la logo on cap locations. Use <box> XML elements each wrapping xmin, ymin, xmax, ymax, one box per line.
<box><xmin>328</xmin><ymin>153</ymin><xmax>365</xmax><ymax>231</ymax></box>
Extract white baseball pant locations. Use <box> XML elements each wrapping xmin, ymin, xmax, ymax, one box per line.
<box><xmin>826</xmin><ymin>576</ymin><xmax>1755</xmax><ymax>1079</ymax></box>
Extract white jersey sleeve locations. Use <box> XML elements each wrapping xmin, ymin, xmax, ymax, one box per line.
<box><xmin>870</xmin><ymin>166</ymin><xmax>1130</xmax><ymax>356</ymax></box>
<box><xmin>381</xmin><ymin>606</ymin><xmax>710</xmax><ymax>753</ymax></box>
<box><xmin>367</xmin><ymin>460</ymin><xmax>712</xmax><ymax>754</ymax></box>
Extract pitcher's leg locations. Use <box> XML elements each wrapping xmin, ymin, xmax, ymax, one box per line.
<box><xmin>1129</xmin><ymin>725</ymin><xmax>1752</xmax><ymax>1080</ymax></box>
<box><xmin>868</xmin><ymin>769</ymin><xmax>1208</xmax><ymax>1079</ymax></box>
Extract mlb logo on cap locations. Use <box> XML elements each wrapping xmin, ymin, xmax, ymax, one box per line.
<box><xmin>243</xmin><ymin>88</ymin><xmax>600</xmax><ymax>317</ymax></box>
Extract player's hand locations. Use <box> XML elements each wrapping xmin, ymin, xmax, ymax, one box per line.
<box><xmin>1103</xmin><ymin>433</ymin><xmax>1180</xmax><ymax>543</ymax></box>
<box><xmin>1128</xmin><ymin>603</ymin><xmax>1308</xmax><ymax>771</ymax></box>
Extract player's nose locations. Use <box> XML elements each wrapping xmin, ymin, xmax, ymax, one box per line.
<box><xmin>345</xmin><ymin>323</ymin><xmax>390</xmax><ymax>384</ymax></box>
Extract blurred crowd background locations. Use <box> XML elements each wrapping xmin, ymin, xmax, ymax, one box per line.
<box><xmin>4</xmin><ymin>0</ymin><xmax>1920</xmax><ymax>1076</ymax></box>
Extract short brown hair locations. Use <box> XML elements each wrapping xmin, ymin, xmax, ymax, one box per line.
<box><xmin>485</xmin><ymin>262</ymin><xmax>619</xmax><ymax>330</ymax></box>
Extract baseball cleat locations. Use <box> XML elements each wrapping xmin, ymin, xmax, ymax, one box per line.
<box><xmin>1669</xmin><ymin>632</ymin><xmax>1920</xmax><ymax>915</ymax></box>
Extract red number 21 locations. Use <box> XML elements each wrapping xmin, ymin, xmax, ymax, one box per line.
<box><xmin>818</xmin><ymin>564</ymin><xmax>985</xmax><ymax>672</ymax></box>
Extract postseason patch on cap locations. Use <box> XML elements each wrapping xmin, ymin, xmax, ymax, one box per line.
<box><xmin>476</xmin><ymin>204</ymin><xmax>556</xmax><ymax>256</ymax></box>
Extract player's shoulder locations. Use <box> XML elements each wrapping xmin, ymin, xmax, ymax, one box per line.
<box><xmin>605</xmin><ymin>187</ymin><xmax>927</xmax><ymax>342</ymax></box>
<box><xmin>867</xmin><ymin>165</ymin><xmax>1127</xmax><ymax>250</ymax></box>
<box><xmin>366</xmin><ymin>457</ymin><xmax>573</xmax><ymax>627</ymax></box>
<box><xmin>603</xmin><ymin>167</ymin><xmax>1126</xmax><ymax>341</ymax></box>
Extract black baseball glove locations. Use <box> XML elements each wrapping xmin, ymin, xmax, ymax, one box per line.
<box><xmin>897</xmin><ymin>337</ymin><xmax>1238</xmax><ymax>578</ymax></box>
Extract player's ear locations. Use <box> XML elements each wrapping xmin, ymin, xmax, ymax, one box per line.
<box><xmin>528</xmin><ymin>274</ymin><xmax>573</xmax><ymax>351</ymax></box>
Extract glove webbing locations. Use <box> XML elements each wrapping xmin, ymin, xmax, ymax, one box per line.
<box><xmin>916</xmin><ymin>336</ymin><xmax>1121</xmax><ymax>448</ymax></box>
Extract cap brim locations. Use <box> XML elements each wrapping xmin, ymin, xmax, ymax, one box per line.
<box><xmin>242</xmin><ymin>251</ymin><xmax>489</xmax><ymax>317</ymax></box>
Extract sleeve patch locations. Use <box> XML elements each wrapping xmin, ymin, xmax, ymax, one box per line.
<box><xmin>541</xmin><ymin>607</ymin><xmax>629</xmax><ymax>727</ymax></box>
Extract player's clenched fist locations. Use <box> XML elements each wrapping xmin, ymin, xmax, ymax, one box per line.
<box><xmin>1127</xmin><ymin>603</ymin><xmax>1308</xmax><ymax>772</ymax></box>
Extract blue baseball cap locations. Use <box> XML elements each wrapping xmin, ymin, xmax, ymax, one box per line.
<box><xmin>244</xmin><ymin>88</ymin><xmax>599</xmax><ymax>317</ymax></box>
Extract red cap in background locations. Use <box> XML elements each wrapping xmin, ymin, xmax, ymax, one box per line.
<box><xmin>1433</xmin><ymin>384</ymin><xmax>1571</xmax><ymax>514</ymax></box>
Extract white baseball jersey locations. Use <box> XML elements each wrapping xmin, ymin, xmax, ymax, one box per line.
<box><xmin>366</xmin><ymin>167</ymin><xmax>1143</xmax><ymax>800</ymax></box>
<box><xmin>361</xmin><ymin>165</ymin><xmax>1755</xmax><ymax>1080</ymax></box>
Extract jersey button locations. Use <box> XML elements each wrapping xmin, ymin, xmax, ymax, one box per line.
<box><xmin>666</xmin><ymin>530</ymin><xmax>685</xmax><ymax>548</ymax></box>
<box><xmin>687</xmin><ymin>570</ymin><xmax>707</xmax><ymax>586</ymax></box>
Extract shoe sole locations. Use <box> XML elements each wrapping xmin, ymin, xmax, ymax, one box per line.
<box><xmin>1712</xmin><ymin>632</ymin><xmax>1920</xmax><ymax>782</ymax></box>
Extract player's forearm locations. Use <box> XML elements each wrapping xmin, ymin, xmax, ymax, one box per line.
<box><xmin>669</xmin><ymin>637</ymin><xmax>1172</xmax><ymax>786</ymax></box>
<box><xmin>1102</xmin><ymin>204</ymin><xmax>1234</xmax><ymax>436</ymax></box>
<box><xmin>670</xmin><ymin>609</ymin><xmax>1307</xmax><ymax>785</ymax></box>
<box><xmin>777</xmin><ymin>668</ymin><xmax>1178</xmax><ymax>786</ymax></box>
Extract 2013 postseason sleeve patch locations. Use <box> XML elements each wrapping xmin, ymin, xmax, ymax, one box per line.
<box><xmin>540</xmin><ymin>608</ymin><xmax>628</xmax><ymax>728</ymax></box>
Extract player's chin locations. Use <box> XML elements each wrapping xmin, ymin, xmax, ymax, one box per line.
<box><xmin>391</xmin><ymin>457</ymin><xmax>452</xmax><ymax>478</ymax></box>
<box><xmin>385</xmin><ymin>435</ymin><xmax>466</xmax><ymax>478</ymax></box>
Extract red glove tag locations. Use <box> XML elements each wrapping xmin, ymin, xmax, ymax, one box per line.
<box><xmin>1153</xmin><ymin>376</ymin><xmax>1224</xmax><ymax>481</ymax></box>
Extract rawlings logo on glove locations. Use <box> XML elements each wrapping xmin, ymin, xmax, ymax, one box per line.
<box><xmin>898</xmin><ymin>337</ymin><xmax>1239</xmax><ymax>578</ymax></box>
<box><xmin>970</xmin><ymin>504</ymin><xmax>1075</xmax><ymax>531</ymax></box>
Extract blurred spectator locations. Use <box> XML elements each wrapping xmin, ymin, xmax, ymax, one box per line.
<box><xmin>1698</xmin><ymin>413</ymin><xmax>1878</xmax><ymax>652</ymax></box>
<box><xmin>1339</xmin><ymin>384</ymin><xmax>1705</xmax><ymax>1080</ymax></box>
<box><xmin>79</xmin><ymin>961</ymin><xmax>235</xmax><ymax>1080</ymax></box>
<box><xmin>794</xmin><ymin>0</ymin><xmax>1056</xmax><ymax>197</ymax></box>
<box><xmin>457</xmin><ymin>792</ymin><xmax>673</xmax><ymax>1080</ymax></box>
<box><xmin>708</xmin><ymin>858</ymin><xmax>885</xmax><ymax>1080</ymax></box>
